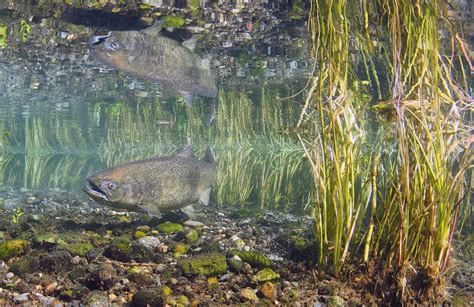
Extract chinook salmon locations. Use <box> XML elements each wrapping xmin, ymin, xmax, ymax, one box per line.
<box><xmin>83</xmin><ymin>146</ymin><xmax>216</xmax><ymax>215</ymax></box>
<box><xmin>90</xmin><ymin>21</ymin><xmax>217</xmax><ymax>106</ymax></box>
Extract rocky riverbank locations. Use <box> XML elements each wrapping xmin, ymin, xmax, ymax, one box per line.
<box><xmin>0</xmin><ymin>189</ymin><xmax>472</xmax><ymax>305</ymax></box>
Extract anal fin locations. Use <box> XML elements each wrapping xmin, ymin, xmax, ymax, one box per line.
<box><xmin>199</xmin><ymin>188</ymin><xmax>211</xmax><ymax>206</ymax></box>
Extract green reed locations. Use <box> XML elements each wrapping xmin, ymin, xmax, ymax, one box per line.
<box><xmin>300</xmin><ymin>0</ymin><xmax>471</xmax><ymax>298</ymax></box>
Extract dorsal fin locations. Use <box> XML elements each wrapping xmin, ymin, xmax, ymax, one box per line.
<box><xmin>203</xmin><ymin>146</ymin><xmax>215</xmax><ymax>164</ymax></box>
<box><xmin>176</xmin><ymin>145</ymin><xmax>194</xmax><ymax>158</ymax></box>
<box><xmin>140</xmin><ymin>21</ymin><xmax>164</xmax><ymax>36</ymax></box>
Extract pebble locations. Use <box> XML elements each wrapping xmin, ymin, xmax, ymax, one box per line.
<box><xmin>14</xmin><ymin>293</ymin><xmax>29</xmax><ymax>302</ymax></box>
<box><xmin>183</xmin><ymin>220</ymin><xmax>205</xmax><ymax>228</ymax></box>
<box><xmin>71</xmin><ymin>255</ymin><xmax>82</xmax><ymax>265</ymax></box>
<box><xmin>138</xmin><ymin>236</ymin><xmax>161</xmax><ymax>250</ymax></box>
<box><xmin>239</xmin><ymin>288</ymin><xmax>258</xmax><ymax>302</ymax></box>
<box><xmin>6</xmin><ymin>272</ymin><xmax>14</xmax><ymax>279</ymax></box>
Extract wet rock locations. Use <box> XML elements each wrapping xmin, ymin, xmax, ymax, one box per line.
<box><xmin>329</xmin><ymin>295</ymin><xmax>346</xmax><ymax>306</ymax></box>
<box><xmin>178</xmin><ymin>252</ymin><xmax>227</xmax><ymax>276</ymax></box>
<box><xmin>0</xmin><ymin>239</ymin><xmax>29</xmax><ymax>260</ymax></box>
<box><xmin>134</xmin><ymin>230</ymin><xmax>147</xmax><ymax>239</ymax></box>
<box><xmin>156</xmin><ymin>222</ymin><xmax>183</xmax><ymax>234</ymax></box>
<box><xmin>39</xmin><ymin>250</ymin><xmax>72</xmax><ymax>274</ymax></box>
<box><xmin>13</xmin><ymin>293</ymin><xmax>30</xmax><ymax>303</ymax></box>
<box><xmin>227</xmin><ymin>255</ymin><xmax>244</xmax><ymax>273</ymax></box>
<box><xmin>82</xmin><ymin>290</ymin><xmax>109</xmax><ymax>306</ymax></box>
<box><xmin>253</xmin><ymin>268</ymin><xmax>280</xmax><ymax>282</ymax></box>
<box><xmin>260</xmin><ymin>282</ymin><xmax>277</xmax><ymax>300</ymax></box>
<box><xmin>239</xmin><ymin>288</ymin><xmax>258</xmax><ymax>302</ymax></box>
<box><xmin>128</xmin><ymin>272</ymin><xmax>156</xmax><ymax>287</ymax></box>
<box><xmin>84</xmin><ymin>264</ymin><xmax>117</xmax><ymax>290</ymax></box>
<box><xmin>60</xmin><ymin>242</ymin><xmax>94</xmax><ymax>257</ymax></box>
<box><xmin>185</xmin><ymin>229</ymin><xmax>199</xmax><ymax>244</ymax></box>
<box><xmin>131</xmin><ymin>288</ymin><xmax>164</xmax><ymax>307</ymax></box>
<box><xmin>230</xmin><ymin>250</ymin><xmax>271</xmax><ymax>268</ymax></box>
<box><xmin>105</xmin><ymin>237</ymin><xmax>155</xmax><ymax>262</ymax></box>
<box><xmin>138</xmin><ymin>236</ymin><xmax>160</xmax><ymax>250</ymax></box>
<box><xmin>173</xmin><ymin>243</ymin><xmax>189</xmax><ymax>257</ymax></box>
<box><xmin>9</xmin><ymin>255</ymin><xmax>40</xmax><ymax>276</ymax></box>
<box><xmin>183</xmin><ymin>220</ymin><xmax>205</xmax><ymax>228</ymax></box>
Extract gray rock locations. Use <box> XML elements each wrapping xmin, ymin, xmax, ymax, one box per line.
<box><xmin>138</xmin><ymin>236</ymin><xmax>160</xmax><ymax>250</ymax></box>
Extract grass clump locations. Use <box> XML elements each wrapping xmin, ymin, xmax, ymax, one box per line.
<box><xmin>297</xmin><ymin>0</ymin><xmax>472</xmax><ymax>301</ymax></box>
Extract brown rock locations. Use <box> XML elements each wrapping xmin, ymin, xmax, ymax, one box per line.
<box><xmin>260</xmin><ymin>282</ymin><xmax>276</xmax><ymax>300</ymax></box>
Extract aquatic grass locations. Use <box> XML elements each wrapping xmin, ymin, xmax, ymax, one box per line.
<box><xmin>300</xmin><ymin>0</ymin><xmax>472</xmax><ymax>299</ymax></box>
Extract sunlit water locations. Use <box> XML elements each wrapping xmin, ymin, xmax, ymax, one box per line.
<box><xmin>0</xmin><ymin>1</ymin><xmax>314</xmax><ymax>214</ymax></box>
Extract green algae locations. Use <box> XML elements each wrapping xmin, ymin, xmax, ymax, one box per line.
<box><xmin>59</xmin><ymin>242</ymin><xmax>93</xmax><ymax>257</ymax></box>
<box><xmin>156</xmin><ymin>222</ymin><xmax>183</xmax><ymax>234</ymax></box>
<box><xmin>230</xmin><ymin>250</ymin><xmax>271</xmax><ymax>268</ymax></box>
<box><xmin>252</xmin><ymin>268</ymin><xmax>280</xmax><ymax>282</ymax></box>
<box><xmin>185</xmin><ymin>229</ymin><xmax>199</xmax><ymax>244</ymax></box>
<box><xmin>173</xmin><ymin>243</ymin><xmax>189</xmax><ymax>258</ymax></box>
<box><xmin>161</xmin><ymin>15</ymin><xmax>186</xmax><ymax>28</ymax></box>
<box><xmin>0</xmin><ymin>239</ymin><xmax>28</xmax><ymax>260</ymax></box>
<box><xmin>178</xmin><ymin>253</ymin><xmax>227</xmax><ymax>276</ymax></box>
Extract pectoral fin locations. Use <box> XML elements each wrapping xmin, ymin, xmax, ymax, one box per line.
<box><xmin>179</xmin><ymin>91</ymin><xmax>194</xmax><ymax>106</ymax></box>
<box><xmin>199</xmin><ymin>188</ymin><xmax>211</xmax><ymax>206</ymax></box>
<box><xmin>136</xmin><ymin>204</ymin><xmax>161</xmax><ymax>216</ymax></box>
<box><xmin>181</xmin><ymin>205</ymin><xmax>196</xmax><ymax>219</ymax></box>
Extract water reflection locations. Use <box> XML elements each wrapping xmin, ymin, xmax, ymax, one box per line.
<box><xmin>0</xmin><ymin>0</ymin><xmax>313</xmax><ymax>213</ymax></box>
<box><xmin>0</xmin><ymin>86</ymin><xmax>312</xmax><ymax>213</ymax></box>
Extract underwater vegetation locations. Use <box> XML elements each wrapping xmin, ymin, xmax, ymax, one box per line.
<box><xmin>296</xmin><ymin>0</ymin><xmax>472</xmax><ymax>301</ymax></box>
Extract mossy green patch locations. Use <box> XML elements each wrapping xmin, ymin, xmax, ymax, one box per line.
<box><xmin>134</xmin><ymin>231</ymin><xmax>146</xmax><ymax>239</ymax></box>
<box><xmin>0</xmin><ymin>239</ymin><xmax>28</xmax><ymax>260</ymax></box>
<box><xmin>185</xmin><ymin>229</ymin><xmax>199</xmax><ymax>244</ymax></box>
<box><xmin>178</xmin><ymin>253</ymin><xmax>227</xmax><ymax>276</ymax></box>
<box><xmin>230</xmin><ymin>250</ymin><xmax>271</xmax><ymax>268</ymax></box>
<box><xmin>156</xmin><ymin>222</ymin><xmax>183</xmax><ymax>234</ymax></box>
<box><xmin>173</xmin><ymin>243</ymin><xmax>189</xmax><ymax>258</ymax></box>
<box><xmin>161</xmin><ymin>15</ymin><xmax>186</xmax><ymax>28</ymax></box>
<box><xmin>252</xmin><ymin>268</ymin><xmax>280</xmax><ymax>282</ymax></box>
<box><xmin>59</xmin><ymin>242</ymin><xmax>93</xmax><ymax>257</ymax></box>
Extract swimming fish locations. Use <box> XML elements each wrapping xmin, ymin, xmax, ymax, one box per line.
<box><xmin>83</xmin><ymin>146</ymin><xmax>216</xmax><ymax>215</ymax></box>
<box><xmin>90</xmin><ymin>21</ymin><xmax>217</xmax><ymax>106</ymax></box>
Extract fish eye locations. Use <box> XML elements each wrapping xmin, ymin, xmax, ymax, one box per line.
<box><xmin>108</xmin><ymin>182</ymin><xmax>117</xmax><ymax>189</ymax></box>
<box><xmin>111</xmin><ymin>42</ymin><xmax>119</xmax><ymax>49</ymax></box>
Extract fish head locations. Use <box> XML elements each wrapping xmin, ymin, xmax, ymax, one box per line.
<box><xmin>83</xmin><ymin>169</ymin><xmax>142</xmax><ymax>210</ymax></box>
<box><xmin>90</xmin><ymin>31</ymin><xmax>140</xmax><ymax>72</ymax></box>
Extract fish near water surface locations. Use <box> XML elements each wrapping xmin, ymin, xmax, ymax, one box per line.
<box><xmin>90</xmin><ymin>22</ymin><xmax>217</xmax><ymax>106</ymax></box>
<box><xmin>83</xmin><ymin>146</ymin><xmax>216</xmax><ymax>215</ymax></box>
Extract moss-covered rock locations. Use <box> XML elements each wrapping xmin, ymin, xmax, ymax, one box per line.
<box><xmin>178</xmin><ymin>253</ymin><xmax>227</xmax><ymax>276</ymax></box>
<box><xmin>134</xmin><ymin>231</ymin><xmax>146</xmax><ymax>239</ymax></box>
<box><xmin>161</xmin><ymin>15</ymin><xmax>186</xmax><ymax>28</ymax></box>
<box><xmin>9</xmin><ymin>255</ymin><xmax>40</xmax><ymax>276</ymax></box>
<box><xmin>84</xmin><ymin>264</ymin><xmax>117</xmax><ymax>291</ymax></box>
<box><xmin>131</xmin><ymin>288</ymin><xmax>164</xmax><ymax>306</ymax></box>
<box><xmin>128</xmin><ymin>272</ymin><xmax>156</xmax><ymax>287</ymax></box>
<box><xmin>239</xmin><ymin>288</ymin><xmax>258</xmax><ymax>302</ymax></box>
<box><xmin>230</xmin><ymin>250</ymin><xmax>271</xmax><ymax>268</ymax></box>
<box><xmin>156</xmin><ymin>222</ymin><xmax>183</xmax><ymax>234</ymax></box>
<box><xmin>0</xmin><ymin>239</ymin><xmax>28</xmax><ymax>260</ymax></box>
<box><xmin>227</xmin><ymin>256</ymin><xmax>244</xmax><ymax>273</ymax></box>
<box><xmin>173</xmin><ymin>243</ymin><xmax>189</xmax><ymax>258</ymax></box>
<box><xmin>185</xmin><ymin>229</ymin><xmax>199</xmax><ymax>244</ymax></box>
<box><xmin>39</xmin><ymin>250</ymin><xmax>72</xmax><ymax>274</ymax></box>
<box><xmin>105</xmin><ymin>237</ymin><xmax>155</xmax><ymax>263</ymax></box>
<box><xmin>59</xmin><ymin>242</ymin><xmax>94</xmax><ymax>257</ymax></box>
<box><xmin>252</xmin><ymin>268</ymin><xmax>280</xmax><ymax>282</ymax></box>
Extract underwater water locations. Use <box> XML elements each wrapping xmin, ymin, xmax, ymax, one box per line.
<box><xmin>0</xmin><ymin>1</ymin><xmax>314</xmax><ymax>214</ymax></box>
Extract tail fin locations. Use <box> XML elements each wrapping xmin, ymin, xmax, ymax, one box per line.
<box><xmin>203</xmin><ymin>147</ymin><xmax>215</xmax><ymax>164</ymax></box>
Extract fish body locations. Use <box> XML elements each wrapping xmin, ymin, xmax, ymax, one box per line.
<box><xmin>90</xmin><ymin>24</ymin><xmax>217</xmax><ymax>105</ymax></box>
<box><xmin>83</xmin><ymin>146</ymin><xmax>216</xmax><ymax>215</ymax></box>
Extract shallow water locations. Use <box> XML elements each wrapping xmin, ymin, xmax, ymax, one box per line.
<box><xmin>0</xmin><ymin>1</ymin><xmax>313</xmax><ymax>213</ymax></box>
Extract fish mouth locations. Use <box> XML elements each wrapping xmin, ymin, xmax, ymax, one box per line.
<box><xmin>83</xmin><ymin>178</ymin><xmax>109</xmax><ymax>203</ymax></box>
